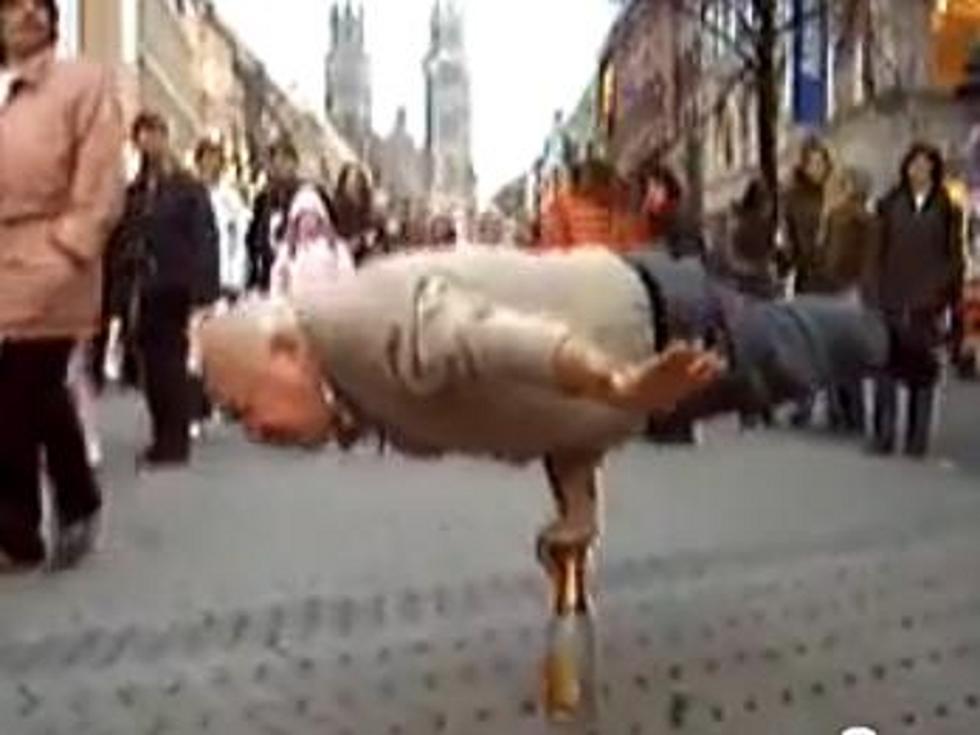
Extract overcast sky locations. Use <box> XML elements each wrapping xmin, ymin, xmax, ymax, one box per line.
<box><xmin>211</xmin><ymin>0</ymin><xmax>617</xmax><ymax>203</ymax></box>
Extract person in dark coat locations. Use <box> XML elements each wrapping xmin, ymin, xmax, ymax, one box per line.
<box><xmin>724</xmin><ymin>177</ymin><xmax>780</xmax><ymax>300</ymax></box>
<box><xmin>719</xmin><ymin>178</ymin><xmax>780</xmax><ymax>428</ymax></box>
<box><xmin>637</xmin><ymin>160</ymin><xmax>706</xmax><ymax>261</ymax></box>
<box><xmin>635</xmin><ymin>162</ymin><xmax>706</xmax><ymax>443</ymax></box>
<box><xmin>333</xmin><ymin>163</ymin><xmax>385</xmax><ymax>265</ymax></box>
<box><xmin>245</xmin><ymin>139</ymin><xmax>302</xmax><ymax>292</ymax></box>
<box><xmin>869</xmin><ymin>142</ymin><xmax>966</xmax><ymax>458</ymax></box>
<box><xmin>123</xmin><ymin>112</ymin><xmax>219</xmax><ymax>467</ymax></box>
<box><xmin>816</xmin><ymin>166</ymin><xmax>876</xmax><ymax>433</ymax></box>
<box><xmin>782</xmin><ymin>136</ymin><xmax>834</xmax><ymax>426</ymax></box>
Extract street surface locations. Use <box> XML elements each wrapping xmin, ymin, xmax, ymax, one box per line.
<box><xmin>1</xmin><ymin>380</ymin><xmax>978</xmax><ymax>734</ymax></box>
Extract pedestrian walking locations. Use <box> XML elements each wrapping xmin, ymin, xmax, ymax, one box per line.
<box><xmin>195</xmin><ymin>137</ymin><xmax>250</xmax><ymax>301</ymax></box>
<box><xmin>637</xmin><ymin>161</ymin><xmax>705</xmax><ymax>261</ymax></box>
<box><xmin>817</xmin><ymin>166</ymin><xmax>876</xmax><ymax>433</ymax></box>
<box><xmin>782</xmin><ymin>135</ymin><xmax>834</xmax><ymax>426</ymax></box>
<box><xmin>269</xmin><ymin>185</ymin><xmax>354</xmax><ymax>302</ymax></box>
<box><xmin>121</xmin><ymin>112</ymin><xmax>219</xmax><ymax>468</ymax></box>
<box><xmin>635</xmin><ymin>161</ymin><xmax>705</xmax><ymax>444</ymax></box>
<box><xmin>0</xmin><ymin>0</ymin><xmax>124</xmax><ymax>570</ymax></box>
<box><xmin>245</xmin><ymin>139</ymin><xmax>303</xmax><ymax>293</ymax></box>
<box><xmin>333</xmin><ymin>163</ymin><xmax>386</xmax><ymax>265</ymax></box>
<box><xmin>190</xmin><ymin>137</ymin><xmax>250</xmax><ymax>436</ymax></box>
<box><xmin>869</xmin><ymin>142</ymin><xmax>966</xmax><ymax>458</ymax></box>
<box><xmin>724</xmin><ymin>177</ymin><xmax>780</xmax><ymax>300</ymax></box>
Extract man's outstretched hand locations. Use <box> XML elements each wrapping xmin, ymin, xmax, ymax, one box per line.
<box><xmin>610</xmin><ymin>343</ymin><xmax>726</xmax><ymax>415</ymax></box>
<box><xmin>553</xmin><ymin>337</ymin><xmax>725</xmax><ymax>415</ymax></box>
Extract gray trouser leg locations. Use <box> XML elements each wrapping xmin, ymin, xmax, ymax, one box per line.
<box><xmin>667</xmin><ymin>296</ymin><xmax>889</xmax><ymax>425</ymax></box>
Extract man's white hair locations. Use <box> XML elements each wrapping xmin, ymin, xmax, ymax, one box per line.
<box><xmin>200</xmin><ymin>296</ymin><xmax>301</xmax><ymax>370</ymax></box>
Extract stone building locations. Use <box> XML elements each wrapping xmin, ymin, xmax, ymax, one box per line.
<box><xmin>423</xmin><ymin>0</ymin><xmax>476</xmax><ymax>215</ymax></box>
<box><xmin>593</xmin><ymin>0</ymin><xmax>979</xmax><ymax>222</ymax></box>
<box><xmin>325</xmin><ymin>2</ymin><xmax>372</xmax><ymax>159</ymax></box>
<box><xmin>61</xmin><ymin>0</ymin><xmax>356</xmax><ymax>187</ymax></box>
<box><xmin>374</xmin><ymin>107</ymin><xmax>428</xmax><ymax>209</ymax></box>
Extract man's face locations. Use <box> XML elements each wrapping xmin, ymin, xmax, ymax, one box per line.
<box><xmin>198</xmin><ymin>149</ymin><xmax>224</xmax><ymax>185</ymax></box>
<box><xmin>803</xmin><ymin>150</ymin><xmax>830</xmax><ymax>186</ymax></box>
<box><xmin>269</xmin><ymin>152</ymin><xmax>298</xmax><ymax>184</ymax></box>
<box><xmin>907</xmin><ymin>153</ymin><xmax>934</xmax><ymax>193</ymax></box>
<box><xmin>203</xmin><ymin>331</ymin><xmax>337</xmax><ymax>447</ymax></box>
<box><xmin>644</xmin><ymin>178</ymin><xmax>669</xmax><ymax>212</ymax></box>
<box><xmin>0</xmin><ymin>0</ymin><xmax>52</xmax><ymax>62</ymax></box>
<box><xmin>135</xmin><ymin>125</ymin><xmax>168</xmax><ymax>163</ymax></box>
<box><xmin>478</xmin><ymin>216</ymin><xmax>503</xmax><ymax>244</ymax></box>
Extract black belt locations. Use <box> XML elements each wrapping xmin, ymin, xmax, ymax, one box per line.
<box><xmin>622</xmin><ymin>254</ymin><xmax>670</xmax><ymax>352</ymax></box>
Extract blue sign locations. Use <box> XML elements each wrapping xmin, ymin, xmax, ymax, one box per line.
<box><xmin>792</xmin><ymin>0</ymin><xmax>829</xmax><ymax>126</ymax></box>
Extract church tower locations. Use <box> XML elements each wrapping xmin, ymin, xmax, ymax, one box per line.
<box><xmin>423</xmin><ymin>0</ymin><xmax>476</xmax><ymax>213</ymax></box>
<box><xmin>325</xmin><ymin>1</ymin><xmax>372</xmax><ymax>156</ymax></box>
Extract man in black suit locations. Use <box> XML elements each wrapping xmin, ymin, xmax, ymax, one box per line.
<box><xmin>119</xmin><ymin>112</ymin><xmax>219</xmax><ymax>467</ymax></box>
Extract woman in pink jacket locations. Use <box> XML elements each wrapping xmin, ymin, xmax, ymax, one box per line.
<box><xmin>0</xmin><ymin>0</ymin><xmax>124</xmax><ymax>571</ymax></box>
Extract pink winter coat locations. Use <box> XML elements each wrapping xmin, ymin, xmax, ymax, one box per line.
<box><xmin>0</xmin><ymin>49</ymin><xmax>124</xmax><ymax>339</ymax></box>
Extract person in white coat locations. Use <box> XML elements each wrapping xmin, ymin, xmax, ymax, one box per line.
<box><xmin>195</xmin><ymin>139</ymin><xmax>250</xmax><ymax>300</ymax></box>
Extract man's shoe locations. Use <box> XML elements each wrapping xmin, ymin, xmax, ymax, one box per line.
<box><xmin>138</xmin><ymin>446</ymin><xmax>189</xmax><ymax>471</ymax></box>
<box><xmin>904</xmin><ymin>443</ymin><xmax>929</xmax><ymax>460</ymax></box>
<box><xmin>46</xmin><ymin>513</ymin><xmax>101</xmax><ymax>572</ymax></box>
<box><xmin>0</xmin><ymin>548</ymin><xmax>41</xmax><ymax>575</ymax></box>
<box><xmin>646</xmin><ymin>421</ymin><xmax>698</xmax><ymax>446</ymax></box>
<box><xmin>868</xmin><ymin>438</ymin><xmax>895</xmax><ymax>456</ymax></box>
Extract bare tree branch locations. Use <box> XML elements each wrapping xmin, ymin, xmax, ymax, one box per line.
<box><xmin>653</xmin><ymin>63</ymin><xmax>754</xmax><ymax>161</ymax></box>
<box><xmin>673</xmin><ymin>0</ymin><xmax>758</xmax><ymax>67</ymax></box>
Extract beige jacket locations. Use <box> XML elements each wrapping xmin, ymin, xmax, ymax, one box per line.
<box><xmin>297</xmin><ymin>246</ymin><xmax>654</xmax><ymax>462</ymax></box>
<box><xmin>0</xmin><ymin>50</ymin><xmax>124</xmax><ymax>339</ymax></box>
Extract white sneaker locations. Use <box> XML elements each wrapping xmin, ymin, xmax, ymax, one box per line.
<box><xmin>190</xmin><ymin>422</ymin><xmax>203</xmax><ymax>441</ymax></box>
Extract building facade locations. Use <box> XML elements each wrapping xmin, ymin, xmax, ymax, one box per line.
<box><xmin>62</xmin><ymin>0</ymin><xmax>356</xmax><ymax>187</ymax></box>
<box><xmin>325</xmin><ymin>2</ymin><xmax>372</xmax><ymax>159</ymax></box>
<box><xmin>374</xmin><ymin>107</ymin><xmax>428</xmax><ymax>210</ymax></box>
<box><xmin>423</xmin><ymin>0</ymin><xmax>476</xmax><ymax>214</ymax></box>
<box><xmin>322</xmin><ymin>0</ymin><xmax>477</xmax><ymax>215</ymax></box>
<box><xmin>593</xmin><ymin>0</ymin><xmax>979</xmax><ymax>221</ymax></box>
<box><xmin>597</xmin><ymin>0</ymin><xmax>681</xmax><ymax>178</ymax></box>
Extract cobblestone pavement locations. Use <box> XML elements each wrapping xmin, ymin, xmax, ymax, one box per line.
<box><xmin>0</xmin><ymin>382</ymin><xmax>977</xmax><ymax>734</ymax></box>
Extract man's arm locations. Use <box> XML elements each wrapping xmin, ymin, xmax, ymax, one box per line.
<box><xmin>51</xmin><ymin>66</ymin><xmax>125</xmax><ymax>266</ymax></box>
<box><xmin>390</xmin><ymin>273</ymin><xmax>722</xmax><ymax>414</ymax></box>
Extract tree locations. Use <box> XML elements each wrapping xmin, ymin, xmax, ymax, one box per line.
<box><xmin>680</xmin><ymin>0</ymin><xmax>844</xmax><ymax>196</ymax></box>
<box><xmin>611</xmin><ymin>0</ymin><xmax>855</xmax><ymax>184</ymax></box>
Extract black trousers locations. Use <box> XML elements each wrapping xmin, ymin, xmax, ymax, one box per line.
<box><xmin>871</xmin><ymin>311</ymin><xmax>944</xmax><ymax>455</ymax></box>
<box><xmin>829</xmin><ymin>380</ymin><xmax>866</xmax><ymax>432</ymax></box>
<box><xmin>138</xmin><ymin>288</ymin><xmax>192</xmax><ymax>459</ymax></box>
<box><xmin>0</xmin><ymin>339</ymin><xmax>102</xmax><ymax>562</ymax></box>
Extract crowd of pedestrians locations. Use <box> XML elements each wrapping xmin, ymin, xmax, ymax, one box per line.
<box><xmin>533</xmin><ymin>135</ymin><xmax>976</xmax><ymax>459</ymax></box>
<box><xmin>0</xmin><ymin>0</ymin><xmax>976</xmax><ymax>574</ymax></box>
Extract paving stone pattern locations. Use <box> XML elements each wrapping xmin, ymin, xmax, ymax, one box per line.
<box><xmin>3</xmin><ymin>520</ymin><xmax>980</xmax><ymax>734</ymax></box>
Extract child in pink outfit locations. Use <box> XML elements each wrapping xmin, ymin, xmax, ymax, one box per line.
<box><xmin>270</xmin><ymin>185</ymin><xmax>355</xmax><ymax>301</ymax></box>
